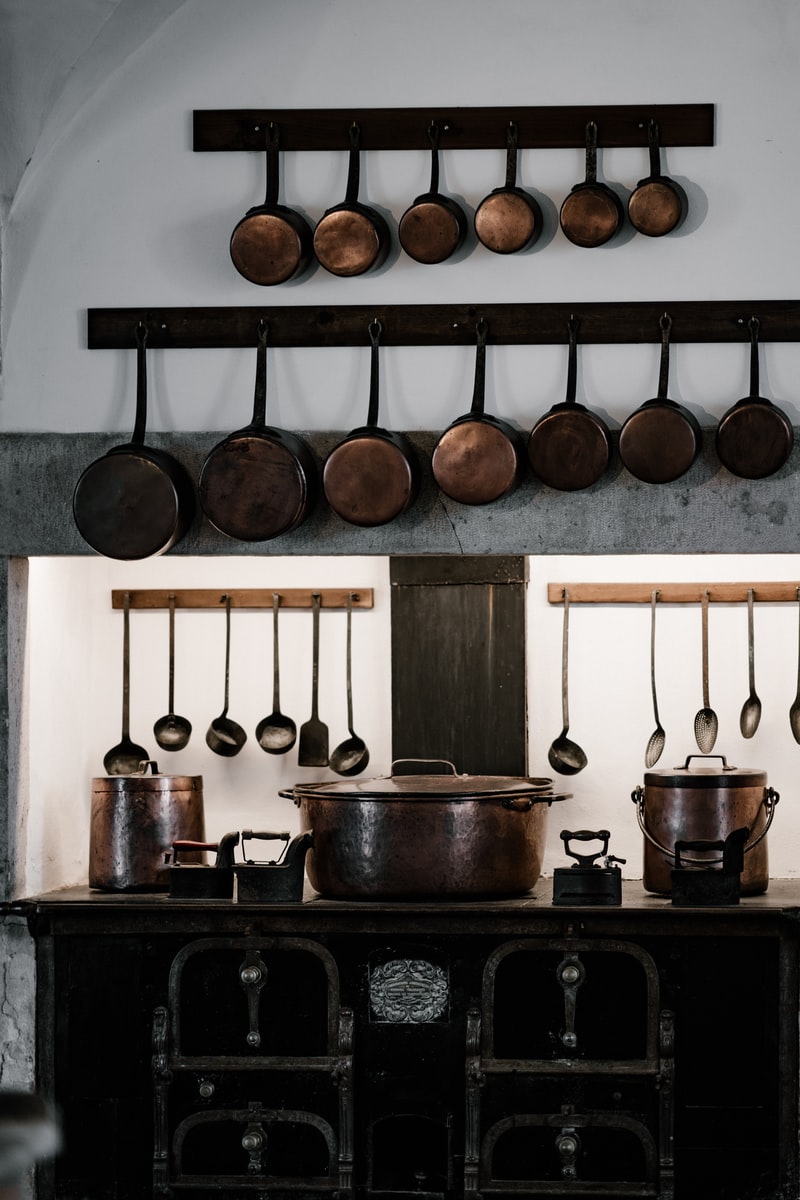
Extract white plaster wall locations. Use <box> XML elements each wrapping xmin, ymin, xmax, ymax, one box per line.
<box><xmin>3</xmin><ymin>0</ymin><xmax>800</xmax><ymax>437</ymax></box>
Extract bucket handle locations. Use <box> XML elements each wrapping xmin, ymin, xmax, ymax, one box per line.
<box><xmin>631</xmin><ymin>785</ymin><xmax>779</xmax><ymax>865</ymax></box>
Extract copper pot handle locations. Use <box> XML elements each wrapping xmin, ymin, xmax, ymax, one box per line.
<box><xmin>631</xmin><ymin>784</ymin><xmax>779</xmax><ymax>864</ymax></box>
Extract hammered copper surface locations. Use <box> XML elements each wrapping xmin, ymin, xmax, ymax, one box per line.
<box><xmin>627</xmin><ymin>180</ymin><xmax>684</xmax><ymax>238</ymax></box>
<box><xmin>73</xmin><ymin>450</ymin><xmax>191</xmax><ymax>560</ymax></box>
<box><xmin>229</xmin><ymin>212</ymin><xmax>309</xmax><ymax>285</ymax></box>
<box><xmin>295</xmin><ymin>792</ymin><xmax>557</xmax><ymax>898</ymax></box>
<box><xmin>528</xmin><ymin>408</ymin><xmax>611</xmax><ymax>492</ymax></box>
<box><xmin>474</xmin><ymin>191</ymin><xmax>539</xmax><ymax>254</ymax></box>
<box><xmin>618</xmin><ymin>404</ymin><xmax>700</xmax><ymax>484</ymax></box>
<box><xmin>323</xmin><ymin>435</ymin><xmax>416</xmax><ymax>526</ymax></box>
<box><xmin>199</xmin><ymin>434</ymin><xmax>312</xmax><ymax>541</ymax></box>
<box><xmin>89</xmin><ymin>773</ymin><xmax>205</xmax><ymax>891</ymax></box>
<box><xmin>559</xmin><ymin>186</ymin><xmax>621</xmax><ymax>248</ymax></box>
<box><xmin>716</xmin><ymin>403</ymin><xmax>794</xmax><ymax>480</ymax></box>
<box><xmin>313</xmin><ymin>209</ymin><xmax>384</xmax><ymax>276</ymax></box>
<box><xmin>432</xmin><ymin>420</ymin><xmax>522</xmax><ymax>505</ymax></box>
<box><xmin>398</xmin><ymin>200</ymin><xmax>464</xmax><ymax>264</ymax></box>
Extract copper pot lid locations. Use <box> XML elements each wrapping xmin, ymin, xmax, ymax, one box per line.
<box><xmin>290</xmin><ymin>761</ymin><xmax>556</xmax><ymax>801</ymax></box>
<box><xmin>94</xmin><ymin>760</ymin><xmax>202</xmax><ymax>790</ymax></box>
<box><xmin>643</xmin><ymin>754</ymin><xmax>766</xmax><ymax>788</ymax></box>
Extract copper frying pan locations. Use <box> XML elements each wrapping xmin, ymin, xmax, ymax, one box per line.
<box><xmin>716</xmin><ymin>316</ymin><xmax>794</xmax><ymax>479</ymax></box>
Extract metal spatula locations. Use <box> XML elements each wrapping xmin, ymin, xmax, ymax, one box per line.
<box><xmin>298</xmin><ymin>593</ymin><xmax>329</xmax><ymax>766</ymax></box>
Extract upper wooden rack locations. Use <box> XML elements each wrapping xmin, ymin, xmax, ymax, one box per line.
<box><xmin>192</xmin><ymin>105</ymin><xmax>714</xmax><ymax>152</ymax></box>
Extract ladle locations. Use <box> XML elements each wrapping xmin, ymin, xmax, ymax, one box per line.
<box><xmin>103</xmin><ymin>592</ymin><xmax>150</xmax><ymax>775</ymax></box>
<box><xmin>256</xmin><ymin>593</ymin><xmax>297</xmax><ymax>754</ymax></box>
<box><xmin>329</xmin><ymin>593</ymin><xmax>370</xmax><ymax>776</ymax></box>
<box><xmin>206</xmin><ymin>595</ymin><xmax>247</xmax><ymax>757</ymax></box>
<box><xmin>644</xmin><ymin>589</ymin><xmax>666</xmax><ymax>767</ymax></box>
<box><xmin>790</xmin><ymin>587</ymin><xmax>800</xmax><ymax>744</ymax></box>
<box><xmin>739</xmin><ymin>587</ymin><xmax>762</xmax><ymax>739</ymax></box>
<box><xmin>693</xmin><ymin>590</ymin><xmax>719</xmax><ymax>753</ymax></box>
<box><xmin>153</xmin><ymin>594</ymin><xmax>192</xmax><ymax>751</ymax></box>
<box><xmin>548</xmin><ymin>589</ymin><xmax>588</xmax><ymax>776</ymax></box>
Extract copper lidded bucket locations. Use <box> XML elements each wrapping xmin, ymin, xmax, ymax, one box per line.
<box><xmin>632</xmin><ymin>755</ymin><xmax>779</xmax><ymax>896</ymax></box>
<box><xmin>89</xmin><ymin>760</ymin><xmax>205</xmax><ymax>891</ymax></box>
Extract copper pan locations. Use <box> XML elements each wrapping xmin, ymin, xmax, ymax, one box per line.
<box><xmin>313</xmin><ymin>123</ymin><xmax>390</xmax><ymax>277</ymax></box>
<box><xmin>432</xmin><ymin>317</ymin><xmax>525</xmax><ymax>505</ymax></box>
<box><xmin>399</xmin><ymin>121</ymin><xmax>467</xmax><ymax>264</ymax></box>
<box><xmin>474</xmin><ymin>122</ymin><xmax>543</xmax><ymax>255</ymax></box>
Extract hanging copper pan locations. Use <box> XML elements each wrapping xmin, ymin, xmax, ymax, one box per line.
<box><xmin>322</xmin><ymin>320</ymin><xmax>418</xmax><ymax>527</ymax></box>
<box><xmin>431</xmin><ymin>317</ymin><xmax>525</xmax><ymax>505</ymax></box>
<box><xmin>229</xmin><ymin>122</ymin><xmax>313</xmax><ymax>286</ymax></box>
<box><xmin>559</xmin><ymin>121</ymin><xmax>624</xmax><ymax>248</ymax></box>
<box><xmin>474</xmin><ymin>122</ymin><xmax>543</xmax><ymax>255</ymax></box>
<box><xmin>715</xmin><ymin>316</ymin><xmax>794</xmax><ymax>479</ymax></box>
<box><xmin>627</xmin><ymin>119</ymin><xmax>687</xmax><ymax>238</ymax></box>
<box><xmin>73</xmin><ymin>323</ymin><xmax>195</xmax><ymax>560</ymax></box>
<box><xmin>527</xmin><ymin>315</ymin><xmax>612</xmax><ymax>491</ymax></box>
<box><xmin>618</xmin><ymin>313</ymin><xmax>701</xmax><ymax>484</ymax></box>
<box><xmin>398</xmin><ymin>121</ymin><xmax>467</xmax><ymax>264</ymax></box>
<box><xmin>313</xmin><ymin>123</ymin><xmax>390</xmax><ymax>277</ymax></box>
<box><xmin>198</xmin><ymin>321</ymin><xmax>317</xmax><ymax>542</ymax></box>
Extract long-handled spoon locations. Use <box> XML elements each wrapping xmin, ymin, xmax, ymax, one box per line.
<box><xmin>153</xmin><ymin>594</ymin><xmax>192</xmax><ymax>751</ymax></box>
<box><xmin>297</xmin><ymin>593</ymin><xmax>329</xmax><ymax>767</ymax></box>
<box><xmin>739</xmin><ymin>587</ymin><xmax>762</xmax><ymax>739</ymax></box>
<box><xmin>790</xmin><ymin>587</ymin><xmax>800</xmax><ymax>744</ymax></box>
<box><xmin>548</xmin><ymin>589</ymin><xmax>588</xmax><ymax>776</ymax></box>
<box><xmin>256</xmin><ymin>593</ymin><xmax>297</xmax><ymax>754</ymax></box>
<box><xmin>645</xmin><ymin>589</ymin><xmax>666</xmax><ymax>767</ymax></box>
<box><xmin>693</xmin><ymin>589</ymin><xmax>719</xmax><ymax>753</ymax></box>
<box><xmin>103</xmin><ymin>592</ymin><xmax>150</xmax><ymax>775</ymax></box>
<box><xmin>330</xmin><ymin>593</ymin><xmax>370</xmax><ymax>776</ymax></box>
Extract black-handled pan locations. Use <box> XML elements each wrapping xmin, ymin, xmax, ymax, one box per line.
<box><xmin>431</xmin><ymin>317</ymin><xmax>525</xmax><ymax>505</ymax></box>
<box><xmin>627</xmin><ymin>120</ymin><xmax>687</xmax><ymax>238</ymax></box>
<box><xmin>229</xmin><ymin>122</ymin><xmax>314</xmax><ymax>285</ymax></box>
<box><xmin>527</xmin><ymin>315</ymin><xmax>612</xmax><ymax>491</ymax></box>
<box><xmin>313</xmin><ymin>122</ymin><xmax>390</xmax><ymax>277</ymax></box>
<box><xmin>618</xmin><ymin>313</ymin><xmax>701</xmax><ymax>484</ymax></box>
<box><xmin>474</xmin><ymin>122</ymin><xmax>543</xmax><ymax>255</ymax></box>
<box><xmin>715</xmin><ymin>315</ymin><xmax>794</xmax><ymax>479</ymax></box>
<box><xmin>198</xmin><ymin>320</ymin><xmax>317</xmax><ymax>542</ymax></box>
<box><xmin>398</xmin><ymin>121</ymin><xmax>467</xmax><ymax>264</ymax></box>
<box><xmin>559</xmin><ymin>120</ymin><xmax>624</xmax><ymax>248</ymax></box>
<box><xmin>72</xmin><ymin>322</ymin><xmax>195</xmax><ymax>560</ymax></box>
<box><xmin>322</xmin><ymin>320</ymin><xmax>418</xmax><ymax>527</ymax></box>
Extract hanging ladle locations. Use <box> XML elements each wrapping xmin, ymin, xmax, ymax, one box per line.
<box><xmin>329</xmin><ymin>593</ymin><xmax>370</xmax><ymax>776</ymax></box>
<box><xmin>153</xmin><ymin>594</ymin><xmax>192</xmax><ymax>751</ymax></box>
<box><xmin>206</xmin><ymin>595</ymin><xmax>247</xmax><ymax>757</ymax></box>
<box><xmin>693</xmin><ymin>590</ymin><xmax>719</xmax><ymax>753</ymax></box>
<box><xmin>739</xmin><ymin>587</ymin><xmax>762</xmax><ymax>739</ymax></box>
<box><xmin>789</xmin><ymin>588</ymin><xmax>800</xmax><ymax>744</ymax></box>
<box><xmin>548</xmin><ymin>589</ymin><xmax>588</xmax><ymax>776</ymax></box>
<box><xmin>103</xmin><ymin>592</ymin><xmax>150</xmax><ymax>775</ymax></box>
<box><xmin>256</xmin><ymin>593</ymin><xmax>297</xmax><ymax>754</ymax></box>
<box><xmin>644</xmin><ymin>589</ymin><xmax>666</xmax><ymax>767</ymax></box>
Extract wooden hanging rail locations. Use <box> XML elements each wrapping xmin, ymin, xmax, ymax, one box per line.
<box><xmin>192</xmin><ymin>104</ymin><xmax>714</xmax><ymax>152</ymax></box>
<box><xmin>112</xmin><ymin>589</ymin><xmax>374</xmax><ymax>611</ymax></box>
<box><xmin>87</xmin><ymin>300</ymin><xmax>800</xmax><ymax>349</ymax></box>
<box><xmin>547</xmin><ymin>583</ymin><xmax>800</xmax><ymax>605</ymax></box>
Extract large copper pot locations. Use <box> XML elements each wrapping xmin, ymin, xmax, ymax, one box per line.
<box><xmin>632</xmin><ymin>754</ymin><xmax>779</xmax><ymax>896</ymax></box>
<box><xmin>282</xmin><ymin>762</ymin><xmax>570</xmax><ymax>899</ymax></box>
<box><xmin>89</xmin><ymin>761</ymin><xmax>205</xmax><ymax>891</ymax></box>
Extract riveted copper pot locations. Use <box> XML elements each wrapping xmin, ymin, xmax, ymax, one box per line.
<box><xmin>89</xmin><ymin>760</ymin><xmax>205</xmax><ymax>892</ymax></box>
<box><xmin>631</xmin><ymin>754</ymin><xmax>779</xmax><ymax>896</ymax></box>
<box><xmin>281</xmin><ymin>760</ymin><xmax>570</xmax><ymax>899</ymax></box>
